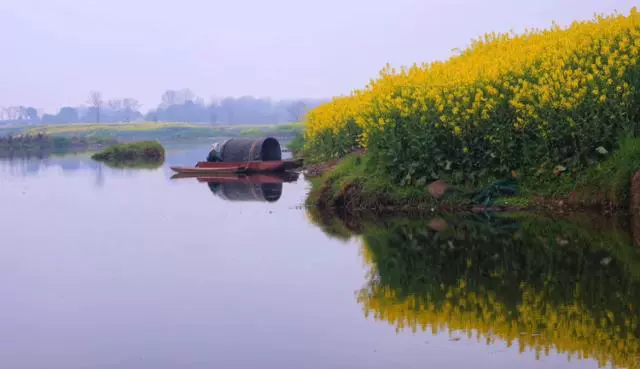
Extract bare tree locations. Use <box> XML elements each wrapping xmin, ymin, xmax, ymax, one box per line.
<box><xmin>179</xmin><ymin>88</ymin><xmax>195</xmax><ymax>103</ymax></box>
<box><xmin>161</xmin><ymin>90</ymin><xmax>178</xmax><ymax>107</ymax></box>
<box><xmin>106</xmin><ymin>99</ymin><xmax>124</xmax><ymax>122</ymax></box>
<box><xmin>15</xmin><ymin>106</ymin><xmax>27</xmax><ymax>121</ymax></box>
<box><xmin>88</xmin><ymin>91</ymin><xmax>104</xmax><ymax>123</ymax></box>
<box><xmin>208</xmin><ymin>97</ymin><xmax>221</xmax><ymax>124</ymax></box>
<box><xmin>122</xmin><ymin>98</ymin><xmax>141</xmax><ymax>122</ymax></box>
<box><xmin>2</xmin><ymin>106</ymin><xmax>22</xmax><ymax>121</ymax></box>
<box><xmin>108</xmin><ymin>99</ymin><xmax>123</xmax><ymax>112</ymax></box>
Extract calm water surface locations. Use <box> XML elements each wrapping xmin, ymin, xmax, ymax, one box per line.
<box><xmin>0</xmin><ymin>144</ymin><xmax>638</xmax><ymax>369</ymax></box>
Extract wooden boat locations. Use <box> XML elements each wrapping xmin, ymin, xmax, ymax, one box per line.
<box><xmin>170</xmin><ymin>159</ymin><xmax>303</xmax><ymax>175</ymax></box>
<box><xmin>170</xmin><ymin>172</ymin><xmax>299</xmax><ymax>184</ymax></box>
<box><xmin>281</xmin><ymin>158</ymin><xmax>304</xmax><ymax>171</ymax></box>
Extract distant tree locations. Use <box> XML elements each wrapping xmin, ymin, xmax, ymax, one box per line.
<box><xmin>104</xmin><ymin>99</ymin><xmax>124</xmax><ymax>122</ymax></box>
<box><xmin>108</xmin><ymin>99</ymin><xmax>123</xmax><ymax>112</ymax></box>
<box><xmin>15</xmin><ymin>107</ymin><xmax>27</xmax><ymax>121</ymax></box>
<box><xmin>143</xmin><ymin>94</ymin><xmax>327</xmax><ymax>124</ymax></box>
<box><xmin>88</xmin><ymin>91</ymin><xmax>103</xmax><ymax>123</ymax></box>
<box><xmin>122</xmin><ymin>98</ymin><xmax>141</xmax><ymax>122</ymax></box>
<box><xmin>2</xmin><ymin>106</ymin><xmax>19</xmax><ymax>121</ymax></box>
<box><xmin>287</xmin><ymin>101</ymin><xmax>308</xmax><ymax>122</ymax></box>
<box><xmin>161</xmin><ymin>90</ymin><xmax>177</xmax><ymax>107</ymax></box>
<box><xmin>208</xmin><ymin>98</ymin><xmax>219</xmax><ymax>123</ymax></box>
<box><xmin>41</xmin><ymin>114</ymin><xmax>56</xmax><ymax>123</ymax></box>
<box><xmin>25</xmin><ymin>107</ymin><xmax>39</xmax><ymax>123</ymax></box>
<box><xmin>180</xmin><ymin>88</ymin><xmax>195</xmax><ymax>103</ymax></box>
<box><xmin>41</xmin><ymin>106</ymin><xmax>79</xmax><ymax>124</ymax></box>
<box><xmin>161</xmin><ymin>88</ymin><xmax>196</xmax><ymax>108</ymax></box>
<box><xmin>0</xmin><ymin>106</ymin><xmax>40</xmax><ymax>123</ymax></box>
<box><xmin>57</xmin><ymin>107</ymin><xmax>80</xmax><ymax>123</ymax></box>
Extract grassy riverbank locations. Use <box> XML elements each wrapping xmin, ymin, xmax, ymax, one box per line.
<box><xmin>306</xmin><ymin>153</ymin><xmax>466</xmax><ymax>211</ymax></box>
<box><xmin>0</xmin><ymin>134</ymin><xmax>117</xmax><ymax>158</ymax></box>
<box><xmin>301</xmin><ymin>9</ymin><xmax>640</xmax><ymax>213</ymax></box>
<box><xmin>20</xmin><ymin>122</ymin><xmax>303</xmax><ymax>142</ymax></box>
<box><xmin>305</xmin><ymin>136</ymin><xmax>640</xmax><ymax>213</ymax></box>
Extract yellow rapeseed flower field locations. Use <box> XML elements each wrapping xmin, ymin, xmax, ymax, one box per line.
<box><xmin>305</xmin><ymin>8</ymin><xmax>640</xmax><ymax>184</ymax></box>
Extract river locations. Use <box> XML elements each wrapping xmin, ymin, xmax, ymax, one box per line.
<box><xmin>0</xmin><ymin>143</ymin><xmax>638</xmax><ymax>369</ymax></box>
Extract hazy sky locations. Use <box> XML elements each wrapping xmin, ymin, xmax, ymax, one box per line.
<box><xmin>0</xmin><ymin>0</ymin><xmax>636</xmax><ymax>112</ymax></box>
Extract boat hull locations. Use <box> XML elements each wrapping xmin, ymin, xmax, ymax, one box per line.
<box><xmin>170</xmin><ymin>172</ymin><xmax>299</xmax><ymax>184</ymax></box>
<box><xmin>170</xmin><ymin>159</ymin><xmax>302</xmax><ymax>175</ymax></box>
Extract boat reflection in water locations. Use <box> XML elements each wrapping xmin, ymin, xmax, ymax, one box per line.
<box><xmin>171</xmin><ymin>171</ymin><xmax>300</xmax><ymax>202</ymax></box>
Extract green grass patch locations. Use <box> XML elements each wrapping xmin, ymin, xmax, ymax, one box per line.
<box><xmin>91</xmin><ymin>141</ymin><xmax>165</xmax><ymax>166</ymax></box>
<box><xmin>286</xmin><ymin>133</ymin><xmax>305</xmax><ymax>158</ymax></box>
<box><xmin>514</xmin><ymin>136</ymin><xmax>640</xmax><ymax>207</ymax></box>
<box><xmin>307</xmin><ymin>137</ymin><xmax>640</xmax><ymax>212</ymax></box>
<box><xmin>21</xmin><ymin>122</ymin><xmax>305</xmax><ymax>142</ymax></box>
<box><xmin>306</xmin><ymin>153</ymin><xmax>472</xmax><ymax>211</ymax></box>
<box><xmin>275</xmin><ymin>122</ymin><xmax>304</xmax><ymax>132</ymax></box>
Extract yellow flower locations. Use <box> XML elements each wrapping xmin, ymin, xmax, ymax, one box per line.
<box><xmin>302</xmin><ymin>6</ymin><xmax>639</xmax><ymax>171</ymax></box>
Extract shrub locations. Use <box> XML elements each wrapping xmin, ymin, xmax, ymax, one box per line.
<box><xmin>304</xmin><ymin>8</ymin><xmax>640</xmax><ymax>185</ymax></box>
<box><xmin>91</xmin><ymin>141</ymin><xmax>165</xmax><ymax>163</ymax></box>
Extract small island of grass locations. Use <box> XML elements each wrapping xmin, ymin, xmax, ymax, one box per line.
<box><xmin>91</xmin><ymin>141</ymin><xmax>165</xmax><ymax>168</ymax></box>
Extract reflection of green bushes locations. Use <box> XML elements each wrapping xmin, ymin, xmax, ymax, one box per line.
<box><xmin>304</xmin><ymin>206</ymin><xmax>353</xmax><ymax>241</ymax></box>
<box><xmin>99</xmin><ymin>160</ymin><xmax>164</xmax><ymax>170</ymax></box>
<box><xmin>362</xmin><ymin>214</ymin><xmax>640</xmax><ymax>295</ymax></box>
<box><xmin>346</xmin><ymin>213</ymin><xmax>640</xmax><ymax>368</ymax></box>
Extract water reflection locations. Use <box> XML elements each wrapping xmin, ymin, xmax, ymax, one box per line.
<box><xmin>309</xmin><ymin>210</ymin><xmax>640</xmax><ymax>369</ymax></box>
<box><xmin>171</xmin><ymin>171</ymin><xmax>300</xmax><ymax>202</ymax></box>
<box><xmin>0</xmin><ymin>150</ymin><xmax>169</xmax><ymax>192</ymax></box>
<box><xmin>0</xmin><ymin>153</ymin><xmax>103</xmax><ymax>177</ymax></box>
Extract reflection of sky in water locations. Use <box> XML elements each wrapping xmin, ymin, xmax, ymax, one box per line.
<box><xmin>0</xmin><ymin>144</ymin><xmax>216</xmax><ymax>188</ymax></box>
<box><xmin>0</xmin><ymin>143</ymin><xmax>294</xmax><ymax>189</ymax></box>
<box><xmin>0</xmin><ymin>143</ymin><xmax>621</xmax><ymax>369</ymax></box>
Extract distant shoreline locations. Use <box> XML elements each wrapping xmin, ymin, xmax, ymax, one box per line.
<box><xmin>0</xmin><ymin>122</ymin><xmax>303</xmax><ymax>142</ymax></box>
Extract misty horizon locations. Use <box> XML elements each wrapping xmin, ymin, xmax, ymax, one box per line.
<box><xmin>1</xmin><ymin>0</ymin><xmax>637</xmax><ymax>113</ymax></box>
<box><xmin>0</xmin><ymin>91</ymin><xmax>326</xmax><ymax>125</ymax></box>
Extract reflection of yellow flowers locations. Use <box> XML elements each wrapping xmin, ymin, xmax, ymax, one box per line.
<box><xmin>304</xmin><ymin>7</ymin><xmax>640</xmax><ymax>156</ymax></box>
<box><xmin>358</xmin><ymin>280</ymin><xmax>640</xmax><ymax>369</ymax></box>
<box><xmin>357</xmin><ymin>227</ymin><xmax>640</xmax><ymax>369</ymax></box>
